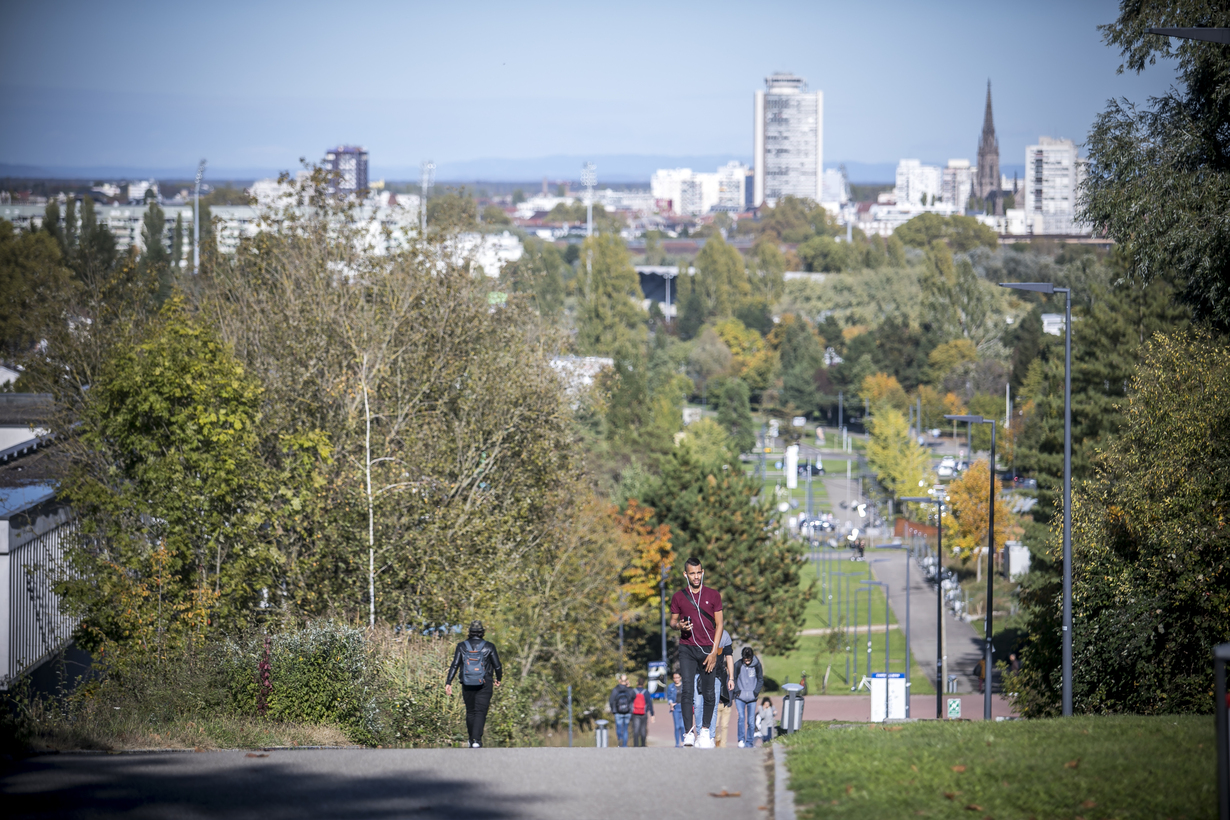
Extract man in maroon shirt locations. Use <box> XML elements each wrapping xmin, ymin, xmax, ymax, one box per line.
<box><xmin>669</xmin><ymin>556</ymin><xmax>724</xmax><ymax>748</ymax></box>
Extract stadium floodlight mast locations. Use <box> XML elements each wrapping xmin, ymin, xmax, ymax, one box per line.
<box><xmin>901</xmin><ymin>490</ymin><xmax>947</xmax><ymax>720</ymax></box>
<box><xmin>420</xmin><ymin>160</ymin><xmax>435</xmax><ymax>234</ymax></box>
<box><xmin>944</xmin><ymin>413</ymin><xmax>996</xmax><ymax>721</ymax></box>
<box><xmin>193</xmin><ymin>159</ymin><xmax>206</xmax><ymax>275</ymax></box>
<box><xmin>1000</xmin><ymin>280</ymin><xmax>1073</xmax><ymax>716</ymax></box>
<box><xmin>581</xmin><ymin>162</ymin><xmax>597</xmax><ymax>237</ymax></box>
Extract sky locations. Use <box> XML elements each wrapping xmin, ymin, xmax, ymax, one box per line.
<box><xmin>0</xmin><ymin>0</ymin><xmax>1178</xmax><ymax>182</ymax></box>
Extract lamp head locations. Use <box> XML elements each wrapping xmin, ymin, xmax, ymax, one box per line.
<box><xmin>944</xmin><ymin>414</ymin><xmax>986</xmax><ymax>423</ymax></box>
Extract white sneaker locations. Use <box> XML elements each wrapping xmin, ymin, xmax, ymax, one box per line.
<box><xmin>471</xmin><ymin>742</ymin><xmax>480</xmax><ymax>748</ymax></box>
<box><xmin>696</xmin><ymin>728</ymin><xmax>715</xmax><ymax>748</ymax></box>
<box><xmin>683</xmin><ymin>730</ymin><xmax>696</xmax><ymax>747</ymax></box>
<box><xmin>737</xmin><ymin>740</ymin><xmax>745</xmax><ymax>748</ymax></box>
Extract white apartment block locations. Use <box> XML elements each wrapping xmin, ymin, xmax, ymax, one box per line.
<box><xmin>820</xmin><ymin>168</ymin><xmax>849</xmax><ymax>212</ymax></box>
<box><xmin>894</xmin><ymin>160</ymin><xmax>943</xmax><ymax>208</ymax></box>
<box><xmin>941</xmin><ymin>160</ymin><xmax>972</xmax><ymax>213</ymax></box>
<box><xmin>754</xmin><ymin>72</ymin><xmax>823</xmax><ymax>207</ymax></box>
<box><xmin>1023</xmin><ymin>137</ymin><xmax>1090</xmax><ymax>235</ymax></box>
<box><xmin>651</xmin><ymin>162</ymin><xmax>748</xmax><ymax>216</ymax></box>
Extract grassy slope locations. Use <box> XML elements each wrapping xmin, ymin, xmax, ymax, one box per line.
<box><xmin>785</xmin><ymin>714</ymin><xmax>1215</xmax><ymax>820</ymax></box>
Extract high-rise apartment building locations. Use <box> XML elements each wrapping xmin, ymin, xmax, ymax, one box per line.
<box><xmin>651</xmin><ymin>161</ymin><xmax>749</xmax><ymax>215</ymax></box>
<box><xmin>1023</xmin><ymin>137</ymin><xmax>1088</xmax><ymax>235</ymax></box>
<box><xmin>325</xmin><ymin>145</ymin><xmax>369</xmax><ymax>194</ymax></box>
<box><xmin>753</xmin><ymin>72</ymin><xmax>823</xmax><ymax>207</ymax></box>
<box><xmin>894</xmin><ymin>160</ymin><xmax>942</xmax><ymax>208</ymax></box>
<box><xmin>975</xmin><ymin>81</ymin><xmax>1001</xmax><ymax>215</ymax></box>
<box><xmin>942</xmin><ymin>159</ymin><xmax>973</xmax><ymax>213</ymax></box>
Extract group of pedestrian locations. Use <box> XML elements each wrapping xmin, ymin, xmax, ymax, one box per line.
<box><xmin>442</xmin><ymin>556</ymin><xmax>783</xmax><ymax>751</ymax></box>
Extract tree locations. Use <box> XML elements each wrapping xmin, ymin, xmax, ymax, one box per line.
<box><xmin>715</xmin><ymin>317</ymin><xmax>777</xmax><ymax>395</ymax></box>
<box><xmin>797</xmin><ymin>235</ymin><xmax>850</xmax><ymax>272</ymax></box>
<box><xmin>42</xmin><ymin>201</ymin><xmax>63</xmax><ymax>250</ymax></box>
<box><xmin>693</xmin><ymin>233</ymin><xmax>750</xmax><ymax>319</ymax></box>
<box><xmin>859</xmin><ymin>372</ymin><xmax>908</xmax><ymax>412</ymax></box>
<box><xmin>63</xmin><ymin>196</ymin><xmax>77</xmax><ymax>257</ymax></box>
<box><xmin>1082</xmin><ymin>2</ymin><xmax>1230</xmax><ymax>327</ymax></box>
<box><xmin>927</xmin><ymin>339</ymin><xmax>979</xmax><ymax>383</ymax></box>
<box><xmin>945</xmin><ymin>460</ymin><xmax>1013</xmax><ymax>564</ymax></box>
<box><xmin>426</xmin><ymin>189</ymin><xmax>477</xmax><ymax>231</ymax></box>
<box><xmin>140</xmin><ymin>200</ymin><xmax>173</xmax><ymax>303</ymax></box>
<box><xmin>171</xmin><ymin>212</ymin><xmax>184</xmax><ymax>272</ymax></box>
<box><xmin>641</xmin><ymin>447</ymin><xmax>811</xmax><ymax>654</ymax></box>
<box><xmin>866</xmin><ymin>407</ymin><xmax>933</xmax><ymax>500</ymax></box>
<box><xmin>687</xmin><ymin>327</ymin><xmax>733</xmax><ymax>397</ymax></box>
<box><xmin>481</xmin><ymin>204</ymin><xmax>511</xmax><ymax>225</ymax></box>
<box><xmin>504</xmin><ymin>237</ymin><xmax>565</xmax><ymax>318</ymax></box>
<box><xmin>575</xmin><ymin>233</ymin><xmax>645</xmax><ymax>356</ymax></box>
<box><xmin>615</xmin><ymin>498</ymin><xmax>674</xmax><ymax>619</ymax></box>
<box><xmin>675</xmin><ymin>417</ymin><xmax>735</xmax><ymax>465</ymax></box>
<box><xmin>717</xmin><ymin>377</ymin><xmax>756</xmax><ymax>454</ymax></box>
<box><xmin>895</xmin><ymin>213</ymin><xmax>998</xmax><ymax>252</ymax></box>
<box><xmin>1010</xmin><ymin>329</ymin><xmax>1230</xmax><ymax>716</ymax></box>
<box><xmin>757</xmin><ymin>196</ymin><xmax>833</xmax><ymax>243</ymax></box>
<box><xmin>0</xmin><ymin>220</ymin><xmax>77</xmax><ymax>358</ymax></box>
<box><xmin>62</xmin><ymin>300</ymin><xmax>280</xmax><ymax>649</ymax></box>
<box><xmin>747</xmin><ymin>237</ymin><xmax>786</xmax><ymax>301</ymax></box>
<box><xmin>919</xmin><ymin>242</ymin><xmax>1000</xmax><ymax>344</ymax></box>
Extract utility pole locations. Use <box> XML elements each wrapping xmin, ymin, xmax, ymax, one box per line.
<box><xmin>193</xmin><ymin>159</ymin><xmax>206</xmax><ymax>275</ymax></box>
<box><xmin>420</xmin><ymin>160</ymin><xmax>435</xmax><ymax>234</ymax></box>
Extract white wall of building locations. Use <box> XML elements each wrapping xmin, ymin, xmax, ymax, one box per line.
<box><xmin>753</xmin><ymin>73</ymin><xmax>823</xmax><ymax>207</ymax></box>
<box><xmin>894</xmin><ymin>160</ymin><xmax>943</xmax><ymax>209</ymax></box>
<box><xmin>941</xmin><ymin>159</ymin><xmax>972</xmax><ymax>213</ymax></box>
<box><xmin>1023</xmin><ymin>137</ymin><xmax>1090</xmax><ymax>235</ymax></box>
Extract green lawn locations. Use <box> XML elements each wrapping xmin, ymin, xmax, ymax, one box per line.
<box><xmin>757</xmin><ymin>558</ymin><xmax>934</xmax><ymax>697</ymax></box>
<box><xmin>783</xmin><ymin>714</ymin><xmax>1215</xmax><ymax>819</ymax></box>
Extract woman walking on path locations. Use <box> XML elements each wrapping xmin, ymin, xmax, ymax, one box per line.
<box><xmin>445</xmin><ymin>620</ymin><xmax>503</xmax><ymax>748</ymax></box>
<box><xmin>666</xmin><ymin>672</ymin><xmax>685</xmax><ymax>746</ymax></box>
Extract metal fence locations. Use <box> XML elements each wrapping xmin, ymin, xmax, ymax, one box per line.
<box><xmin>1</xmin><ymin>503</ymin><xmax>78</xmax><ymax>689</ymax></box>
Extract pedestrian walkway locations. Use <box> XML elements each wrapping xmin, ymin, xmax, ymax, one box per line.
<box><xmin>3</xmin><ymin>746</ymin><xmax>769</xmax><ymax>820</ymax></box>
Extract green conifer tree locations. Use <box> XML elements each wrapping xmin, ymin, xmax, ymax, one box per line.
<box><xmin>642</xmin><ymin>447</ymin><xmax>811</xmax><ymax>653</ymax></box>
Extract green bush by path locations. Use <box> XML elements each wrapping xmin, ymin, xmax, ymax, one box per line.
<box><xmin>784</xmin><ymin>714</ymin><xmax>1214</xmax><ymax>819</ymax></box>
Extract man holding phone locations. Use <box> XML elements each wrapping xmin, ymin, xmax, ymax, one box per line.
<box><xmin>669</xmin><ymin>556</ymin><xmax>723</xmax><ymax>748</ymax></box>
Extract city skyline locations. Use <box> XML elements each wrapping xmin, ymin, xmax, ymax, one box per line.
<box><xmin>1</xmin><ymin>0</ymin><xmax>1177</xmax><ymax>181</ymax></box>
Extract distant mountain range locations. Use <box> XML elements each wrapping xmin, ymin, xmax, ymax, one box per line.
<box><xmin>2</xmin><ymin>158</ymin><xmax>1027</xmax><ymax>187</ymax></box>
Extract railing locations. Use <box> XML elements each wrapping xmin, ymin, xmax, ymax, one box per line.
<box><xmin>1</xmin><ymin>499</ymin><xmax>78</xmax><ymax>689</ymax></box>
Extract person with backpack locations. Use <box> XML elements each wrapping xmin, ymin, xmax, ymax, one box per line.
<box><xmin>713</xmin><ymin>630</ymin><xmax>735</xmax><ymax>746</ymax></box>
<box><xmin>629</xmin><ymin>675</ymin><xmax>655</xmax><ymax>747</ymax></box>
<box><xmin>608</xmin><ymin>673</ymin><xmax>634</xmax><ymax>747</ymax></box>
<box><xmin>733</xmin><ymin>646</ymin><xmax>764</xmax><ymax>748</ymax></box>
<box><xmin>445</xmin><ymin>620</ymin><xmax>503</xmax><ymax>748</ymax></box>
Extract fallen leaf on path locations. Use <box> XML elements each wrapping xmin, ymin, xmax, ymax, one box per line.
<box><xmin>1065</xmin><ymin>759</ymin><xmax>1080</xmax><ymax>769</ymax></box>
<box><xmin>964</xmin><ymin>804</ymin><xmax>983</xmax><ymax>811</ymax></box>
<box><xmin>245</xmin><ymin>753</ymin><xmax>268</xmax><ymax>758</ymax></box>
<box><xmin>710</xmin><ymin>790</ymin><xmax>741</xmax><ymax>798</ymax></box>
<box><xmin>757</xmin><ymin>806</ymin><xmax>767</xmax><ymax>811</ymax></box>
<box><xmin>911</xmin><ymin>764</ymin><xmax>918</xmax><ymax>772</ymax></box>
<box><xmin>951</xmin><ymin>765</ymin><xmax>967</xmax><ymax>772</ymax></box>
<box><xmin>1081</xmin><ymin>800</ymin><xmax>1097</xmax><ymax>808</ymax></box>
<box><xmin>944</xmin><ymin>792</ymin><xmax>961</xmax><ymax>800</ymax></box>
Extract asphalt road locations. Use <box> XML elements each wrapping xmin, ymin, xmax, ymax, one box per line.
<box><xmin>3</xmin><ymin>747</ymin><xmax>770</xmax><ymax>820</ymax></box>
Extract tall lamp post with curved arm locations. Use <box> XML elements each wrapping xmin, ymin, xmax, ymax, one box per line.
<box><xmin>999</xmin><ymin>280</ymin><xmax>1073</xmax><ymax>716</ymax></box>
<box><xmin>945</xmin><ymin>413</ymin><xmax>997</xmax><ymax>721</ymax></box>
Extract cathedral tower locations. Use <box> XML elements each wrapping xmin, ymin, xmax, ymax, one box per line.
<box><xmin>975</xmin><ymin>80</ymin><xmax>1002</xmax><ymax>216</ymax></box>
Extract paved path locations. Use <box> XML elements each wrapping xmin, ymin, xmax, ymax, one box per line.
<box><xmin>2</xmin><ymin>746</ymin><xmax>769</xmax><ymax>820</ymax></box>
<box><xmin>867</xmin><ymin>547</ymin><xmax>1001</xmax><ymax>700</ymax></box>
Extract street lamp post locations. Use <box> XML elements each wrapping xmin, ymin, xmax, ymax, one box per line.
<box><xmin>999</xmin><ymin>281</ymin><xmax>1073</xmax><ymax>716</ymax></box>
<box><xmin>945</xmin><ymin>413</ymin><xmax>997</xmax><ymax>721</ymax></box>
<box><xmin>873</xmin><ymin>545</ymin><xmax>912</xmax><ymax>718</ymax></box>
<box><xmin>660</xmin><ymin>562</ymin><xmax>669</xmax><ymax>668</ymax></box>
<box><xmin>902</xmin><ymin>491</ymin><xmax>947</xmax><ymax>719</ymax></box>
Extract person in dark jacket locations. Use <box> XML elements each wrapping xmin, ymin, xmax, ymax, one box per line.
<box><xmin>446</xmin><ymin>620</ymin><xmax>503</xmax><ymax>748</ymax></box>
<box><xmin>733</xmin><ymin>646</ymin><xmax>764</xmax><ymax>748</ymax></box>
<box><xmin>607</xmin><ymin>674</ymin><xmax>634</xmax><ymax>747</ymax></box>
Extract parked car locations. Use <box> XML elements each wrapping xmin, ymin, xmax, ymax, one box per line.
<box><xmin>937</xmin><ymin>456</ymin><xmax>956</xmax><ymax>478</ymax></box>
<box><xmin>1013</xmin><ymin>476</ymin><xmax>1038</xmax><ymax>490</ymax></box>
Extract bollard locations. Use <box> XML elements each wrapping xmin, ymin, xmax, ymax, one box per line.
<box><xmin>781</xmin><ymin>683</ymin><xmax>805</xmax><ymax>734</ymax></box>
<box><xmin>595</xmin><ymin>719</ymin><xmax>610</xmax><ymax>748</ymax></box>
<box><xmin>947</xmin><ymin>674</ymin><xmax>959</xmax><ymax>694</ymax></box>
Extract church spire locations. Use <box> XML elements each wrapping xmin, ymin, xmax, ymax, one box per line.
<box><xmin>976</xmin><ymin>79</ymin><xmax>1002</xmax><ymax>215</ymax></box>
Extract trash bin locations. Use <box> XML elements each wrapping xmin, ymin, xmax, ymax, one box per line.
<box><xmin>595</xmin><ymin>719</ymin><xmax>609</xmax><ymax>748</ymax></box>
<box><xmin>947</xmin><ymin>674</ymin><xmax>960</xmax><ymax>694</ymax></box>
<box><xmin>781</xmin><ymin>683</ymin><xmax>805</xmax><ymax>734</ymax></box>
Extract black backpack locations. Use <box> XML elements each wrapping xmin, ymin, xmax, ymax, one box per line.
<box><xmin>614</xmin><ymin>688</ymin><xmax>632</xmax><ymax>714</ymax></box>
<box><xmin>460</xmin><ymin>640</ymin><xmax>486</xmax><ymax>686</ymax></box>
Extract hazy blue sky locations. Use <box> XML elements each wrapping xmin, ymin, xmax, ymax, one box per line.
<box><xmin>0</xmin><ymin>0</ymin><xmax>1177</xmax><ymax>180</ymax></box>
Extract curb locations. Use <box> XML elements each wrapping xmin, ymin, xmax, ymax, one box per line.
<box><xmin>34</xmin><ymin>745</ymin><xmax>361</xmax><ymax>757</ymax></box>
<box><xmin>773</xmin><ymin>743</ymin><xmax>796</xmax><ymax>820</ymax></box>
